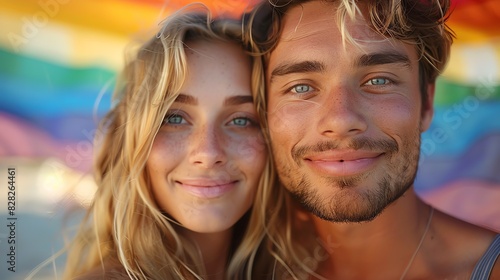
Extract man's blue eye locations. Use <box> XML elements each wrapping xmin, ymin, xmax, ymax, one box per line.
<box><xmin>367</xmin><ymin>78</ymin><xmax>389</xmax><ymax>85</ymax></box>
<box><xmin>292</xmin><ymin>84</ymin><xmax>312</xmax><ymax>93</ymax></box>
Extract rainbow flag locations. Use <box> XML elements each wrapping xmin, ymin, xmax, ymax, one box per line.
<box><xmin>1</xmin><ymin>0</ymin><xmax>499</xmax><ymax>211</ymax></box>
<box><xmin>415</xmin><ymin>0</ymin><xmax>500</xmax><ymax>231</ymax></box>
<box><xmin>0</xmin><ymin>1</ymin><xmax>499</xmax><ymax>277</ymax></box>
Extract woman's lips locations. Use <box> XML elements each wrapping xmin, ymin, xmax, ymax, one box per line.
<box><xmin>304</xmin><ymin>151</ymin><xmax>384</xmax><ymax>177</ymax></box>
<box><xmin>176</xmin><ymin>180</ymin><xmax>237</xmax><ymax>198</ymax></box>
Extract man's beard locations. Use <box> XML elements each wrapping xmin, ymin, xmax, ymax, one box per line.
<box><xmin>279</xmin><ymin>133</ymin><xmax>421</xmax><ymax>223</ymax></box>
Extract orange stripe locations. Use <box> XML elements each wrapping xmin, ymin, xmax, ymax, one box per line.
<box><xmin>0</xmin><ymin>0</ymin><xmax>172</xmax><ymax>37</ymax></box>
<box><xmin>448</xmin><ymin>0</ymin><xmax>500</xmax><ymax>37</ymax></box>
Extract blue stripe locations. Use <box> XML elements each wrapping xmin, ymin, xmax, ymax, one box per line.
<box><xmin>416</xmin><ymin>132</ymin><xmax>500</xmax><ymax>191</ymax></box>
<box><xmin>0</xmin><ymin>76</ymin><xmax>113</xmax><ymax>118</ymax></box>
<box><xmin>422</xmin><ymin>101</ymin><xmax>500</xmax><ymax>156</ymax></box>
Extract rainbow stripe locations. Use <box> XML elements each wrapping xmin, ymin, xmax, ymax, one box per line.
<box><xmin>0</xmin><ymin>0</ymin><xmax>499</xmax><ymax>230</ymax></box>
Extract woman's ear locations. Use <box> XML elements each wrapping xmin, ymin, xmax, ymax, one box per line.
<box><xmin>421</xmin><ymin>83</ymin><xmax>435</xmax><ymax>132</ymax></box>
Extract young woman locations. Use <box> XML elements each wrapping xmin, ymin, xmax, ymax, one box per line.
<box><xmin>62</xmin><ymin>6</ymin><xmax>318</xmax><ymax>280</ymax></box>
<box><xmin>63</xmin><ymin>9</ymin><xmax>256</xmax><ymax>280</ymax></box>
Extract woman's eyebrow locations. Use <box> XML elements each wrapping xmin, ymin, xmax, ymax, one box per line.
<box><xmin>224</xmin><ymin>95</ymin><xmax>254</xmax><ymax>106</ymax></box>
<box><xmin>174</xmin><ymin>94</ymin><xmax>198</xmax><ymax>105</ymax></box>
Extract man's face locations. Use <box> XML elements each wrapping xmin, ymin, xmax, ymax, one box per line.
<box><xmin>266</xmin><ymin>1</ymin><xmax>434</xmax><ymax>222</ymax></box>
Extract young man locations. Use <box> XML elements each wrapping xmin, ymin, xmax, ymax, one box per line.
<box><xmin>249</xmin><ymin>0</ymin><xmax>500</xmax><ymax>279</ymax></box>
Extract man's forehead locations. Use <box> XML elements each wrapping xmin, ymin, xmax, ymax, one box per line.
<box><xmin>278</xmin><ymin>1</ymin><xmax>383</xmax><ymax>44</ymax></box>
<box><xmin>267</xmin><ymin>1</ymin><xmax>418</xmax><ymax>77</ymax></box>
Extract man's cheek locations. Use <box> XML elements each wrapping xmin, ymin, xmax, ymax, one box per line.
<box><xmin>268</xmin><ymin>100</ymin><xmax>319</xmax><ymax>136</ymax></box>
<box><xmin>268</xmin><ymin>104</ymin><xmax>296</xmax><ymax>136</ymax></box>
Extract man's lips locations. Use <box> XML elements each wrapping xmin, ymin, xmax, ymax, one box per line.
<box><xmin>175</xmin><ymin>179</ymin><xmax>237</xmax><ymax>198</ymax></box>
<box><xmin>304</xmin><ymin>150</ymin><xmax>384</xmax><ymax>176</ymax></box>
<box><xmin>306</xmin><ymin>150</ymin><xmax>383</xmax><ymax>162</ymax></box>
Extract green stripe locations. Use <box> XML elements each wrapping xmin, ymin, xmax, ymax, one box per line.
<box><xmin>435</xmin><ymin>77</ymin><xmax>500</xmax><ymax>106</ymax></box>
<box><xmin>0</xmin><ymin>47</ymin><xmax>117</xmax><ymax>87</ymax></box>
<box><xmin>1</xmin><ymin>46</ymin><xmax>499</xmax><ymax>105</ymax></box>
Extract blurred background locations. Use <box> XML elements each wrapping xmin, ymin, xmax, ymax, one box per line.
<box><xmin>0</xmin><ymin>0</ymin><xmax>499</xmax><ymax>279</ymax></box>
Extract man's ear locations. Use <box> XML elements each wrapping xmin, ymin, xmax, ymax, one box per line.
<box><xmin>421</xmin><ymin>83</ymin><xmax>435</xmax><ymax>132</ymax></box>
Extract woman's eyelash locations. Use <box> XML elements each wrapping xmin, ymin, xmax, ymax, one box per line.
<box><xmin>163</xmin><ymin>112</ymin><xmax>186</xmax><ymax>125</ymax></box>
<box><xmin>231</xmin><ymin>117</ymin><xmax>249</xmax><ymax>126</ymax></box>
<box><xmin>229</xmin><ymin>116</ymin><xmax>259</xmax><ymax>127</ymax></box>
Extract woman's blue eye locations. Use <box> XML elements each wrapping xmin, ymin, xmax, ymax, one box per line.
<box><xmin>291</xmin><ymin>84</ymin><xmax>312</xmax><ymax>94</ymax></box>
<box><xmin>231</xmin><ymin>117</ymin><xmax>250</xmax><ymax>126</ymax></box>
<box><xmin>165</xmin><ymin>114</ymin><xmax>184</xmax><ymax>124</ymax></box>
<box><xmin>366</xmin><ymin>78</ymin><xmax>389</xmax><ymax>85</ymax></box>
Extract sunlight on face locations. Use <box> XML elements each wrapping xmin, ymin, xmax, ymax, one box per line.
<box><xmin>266</xmin><ymin>1</ymin><xmax>432</xmax><ymax>222</ymax></box>
<box><xmin>147</xmin><ymin>40</ymin><xmax>266</xmax><ymax>233</ymax></box>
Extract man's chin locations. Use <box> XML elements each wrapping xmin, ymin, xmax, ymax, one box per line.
<box><xmin>289</xmin><ymin>180</ymin><xmax>411</xmax><ymax>223</ymax></box>
<box><xmin>302</xmin><ymin>199</ymin><xmax>385</xmax><ymax>223</ymax></box>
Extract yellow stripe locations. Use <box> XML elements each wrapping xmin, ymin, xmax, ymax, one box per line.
<box><xmin>443</xmin><ymin>42</ymin><xmax>500</xmax><ymax>84</ymax></box>
<box><xmin>448</xmin><ymin>24</ymin><xmax>497</xmax><ymax>44</ymax></box>
<box><xmin>0</xmin><ymin>0</ymin><xmax>172</xmax><ymax>37</ymax></box>
<box><xmin>442</xmin><ymin>44</ymin><xmax>467</xmax><ymax>82</ymax></box>
<box><xmin>0</xmin><ymin>9</ymin><xmax>130</xmax><ymax>70</ymax></box>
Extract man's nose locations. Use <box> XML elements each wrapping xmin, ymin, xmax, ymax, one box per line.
<box><xmin>317</xmin><ymin>86</ymin><xmax>368</xmax><ymax>138</ymax></box>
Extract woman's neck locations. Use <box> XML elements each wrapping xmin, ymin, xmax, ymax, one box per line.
<box><xmin>181</xmin><ymin>228</ymin><xmax>233</xmax><ymax>280</ymax></box>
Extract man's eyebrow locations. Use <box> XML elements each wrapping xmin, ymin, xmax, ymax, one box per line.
<box><xmin>356</xmin><ymin>52</ymin><xmax>411</xmax><ymax>68</ymax></box>
<box><xmin>270</xmin><ymin>61</ymin><xmax>325</xmax><ymax>83</ymax></box>
<box><xmin>175</xmin><ymin>94</ymin><xmax>197</xmax><ymax>105</ymax></box>
<box><xmin>224</xmin><ymin>95</ymin><xmax>253</xmax><ymax>106</ymax></box>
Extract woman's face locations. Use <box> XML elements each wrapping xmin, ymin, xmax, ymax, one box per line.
<box><xmin>147</xmin><ymin>40</ymin><xmax>266</xmax><ymax>233</ymax></box>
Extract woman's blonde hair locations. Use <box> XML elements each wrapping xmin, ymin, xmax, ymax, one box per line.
<box><xmin>62</xmin><ymin>5</ymin><xmax>305</xmax><ymax>279</ymax></box>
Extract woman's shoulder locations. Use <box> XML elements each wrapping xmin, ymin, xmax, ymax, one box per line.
<box><xmin>73</xmin><ymin>260</ymin><xmax>129</xmax><ymax>280</ymax></box>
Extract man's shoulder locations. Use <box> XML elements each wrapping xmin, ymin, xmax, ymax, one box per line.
<box><xmin>431</xmin><ymin>210</ymin><xmax>499</xmax><ymax>276</ymax></box>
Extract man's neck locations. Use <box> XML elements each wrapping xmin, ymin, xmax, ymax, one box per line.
<box><xmin>311</xmin><ymin>188</ymin><xmax>433</xmax><ymax>280</ymax></box>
